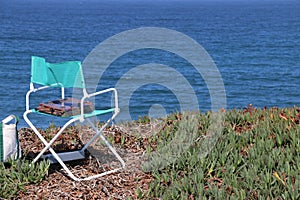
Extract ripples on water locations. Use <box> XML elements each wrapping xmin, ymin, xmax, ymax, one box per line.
<box><xmin>0</xmin><ymin>0</ymin><xmax>299</xmax><ymax>128</ymax></box>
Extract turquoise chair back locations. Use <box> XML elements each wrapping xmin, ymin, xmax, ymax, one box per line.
<box><xmin>31</xmin><ymin>56</ymin><xmax>85</xmax><ymax>88</ymax></box>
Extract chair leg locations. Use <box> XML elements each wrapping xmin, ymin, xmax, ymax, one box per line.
<box><xmin>23</xmin><ymin>110</ymin><xmax>125</xmax><ymax>181</ymax></box>
<box><xmin>33</xmin><ymin>118</ymin><xmax>78</xmax><ymax>163</ymax></box>
<box><xmin>84</xmin><ymin>118</ymin><xmax>125</xmax><ymax>168</ymax></box>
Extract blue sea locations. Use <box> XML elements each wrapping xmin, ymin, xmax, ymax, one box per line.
<box><xmin>1</xmin><ymin>0</ymin><xmax>300</xmax><ymax>128</ymax></box>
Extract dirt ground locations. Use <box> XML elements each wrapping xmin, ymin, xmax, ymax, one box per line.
<box><xmin>16</xmin><ymin>120</ymin><xmax>164</xmax><ymax>199</ymax></box>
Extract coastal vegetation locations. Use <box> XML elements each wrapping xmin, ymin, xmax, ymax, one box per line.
<box><xmin>142</xmin><ymin>106</ymin><xmax>300</xmax><ymax>199</ymax></box>
<box><xmin>0</xmin><ymin>106</ymin><xmax>299</xmax><ymax>199</ymax></box>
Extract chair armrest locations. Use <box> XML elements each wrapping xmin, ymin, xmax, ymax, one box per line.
<box><xmin>79</xmin><ymin>88</ymin><xmax>119</xmax><ymax>121</ymax></box>
<box><xmin>25</xmin><ymin>85</ymin><xmax>51</xmax><ymax>111</ymax></box>
<box><xmin>25</xmin><ymin>83</ymin><xmax>65</xmax><ymax>111</ymax></box>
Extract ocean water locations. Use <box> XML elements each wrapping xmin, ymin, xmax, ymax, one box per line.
<box><xmin>0</xmin><ymin>0</ymin><xmax>300</xmax><ymax>128</ymax></box>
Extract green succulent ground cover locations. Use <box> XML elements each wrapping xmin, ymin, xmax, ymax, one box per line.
<box><xmin>141</xmin><ymin>107</ymin><xmax>300</xmax><ymax>199</ymax></box>
<box><xmin>1</xmin><ymin>107</ymin><xmax>299</xmax><ymax>199</ymax></box>
<box><xmin>0</xmin><ymin>159</ymin><xmax>50</xmax><ymax>199</ymax></box>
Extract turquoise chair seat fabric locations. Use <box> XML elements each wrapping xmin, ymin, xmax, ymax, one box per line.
<box><xmin>31</xmin><ymin>108</ymin><xmax>115</xmax><ymax>118</ymax></box>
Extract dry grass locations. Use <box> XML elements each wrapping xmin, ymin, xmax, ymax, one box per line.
<box><xmin>16</xmin><ymin>119</ymin><xmax>161</xmax><ymax>200</ymax></box>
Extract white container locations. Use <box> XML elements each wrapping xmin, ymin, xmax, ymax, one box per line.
<box><xmin>0</xmin><ymin>115</ymin><xmax>21</xmax><ymax>162</ymax></box>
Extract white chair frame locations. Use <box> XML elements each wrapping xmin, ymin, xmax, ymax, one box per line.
<box><xmin>23</xmin><ymin>83</ymin><xmax>125</xmax><ymax>181</ymax></box>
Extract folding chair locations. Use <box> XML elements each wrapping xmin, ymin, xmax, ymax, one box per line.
<box><xmin>23</xmin><ymin>56</ymin><xmax>125</xmax><ymax>181</ymax></box>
